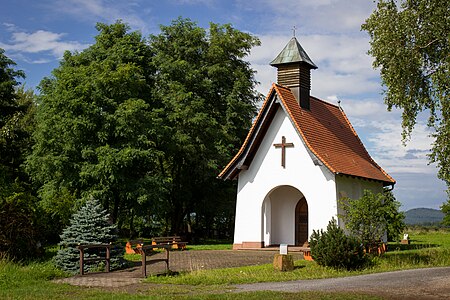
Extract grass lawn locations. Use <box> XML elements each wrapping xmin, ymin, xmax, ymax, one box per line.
<box><xmin>1</xmin><ymin>229</ymin><xmax>449</xmax><ymax>300</ymax></box>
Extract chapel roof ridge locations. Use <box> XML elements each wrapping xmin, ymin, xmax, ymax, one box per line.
<box><xmin>273</xmin><ymin>83</ymin><xmax>340</xmax><ymax>109</ymax></box>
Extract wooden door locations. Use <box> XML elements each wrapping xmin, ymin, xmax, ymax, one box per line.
<box><xmin>295</xmin><ymin>197</ymin><xmax>308</xmax><ymax>246</ymax></box>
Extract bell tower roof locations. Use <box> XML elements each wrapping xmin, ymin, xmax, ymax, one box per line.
<box><xmin>270</xmin><ymin>37</ymin><xmax>317</xmax><ymax>69</ymax></box>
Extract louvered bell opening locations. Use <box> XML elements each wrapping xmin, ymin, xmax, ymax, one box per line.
<box><xmin>276</xmin><ymin>63</ymin><xmax>311</xmax><ymax>110</ymax></box>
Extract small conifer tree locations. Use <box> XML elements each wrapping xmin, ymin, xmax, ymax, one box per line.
<box><xmin>309</xmin><ymin>218</ymin><xmax>367</xmax><ymax>270</ymax></box>
<box><xmin>54</xmin><ymin>197</ymin><xmax>124</xmax><ymax>274</ymax></box>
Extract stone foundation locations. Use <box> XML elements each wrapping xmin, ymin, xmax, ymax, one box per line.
<box><xmin>233</xmin><ymin>241</ymin><xmax>264</xmax><ymax>249</ymax></box>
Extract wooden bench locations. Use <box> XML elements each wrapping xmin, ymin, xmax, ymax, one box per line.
<box><xmin>140</xmin><ymin>244</ymin><xmax>172</xmax><ymax>277</ymax></box>
<box><xmin>77</xmin><ymin>244</ymin><xmax>111</xmax><ymax>275</ymax></box>
<box><xmin>151</xmin><ymin>236</ymin><xmax>187</xmax><ymax>250</ymax></box>
<box><xmin>125</xmin><ymin>239</ymin><xmax>144</xmax><ymax>254</ymax></box>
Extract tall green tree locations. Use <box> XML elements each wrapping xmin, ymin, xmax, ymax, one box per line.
<box><xmin>27</xmin><ymin>22</ymin><xmax>161</xmax><ymax>229</ymax></box>
<box><xmin>1</xmin><ymin>48</ymin><xmax>27</xmax><ymax>189</ymax></box>
<box><xmin>27</xmin><ymin>19</ymin><xmax>260</xmax><ymax>237</ymax></box>
<box><xmin>362</xmin><ymin>1</ymin><xmax>450</xmax><ymax>209</ymax></box>
<box><xmin>0</xmin><ymin>49</ymin><xmax>43</xmax><ymax>258</ymax></box>
<box><xmin>149</xmin><ymin>18</ymin><xmax>260</xmax><ymax>234</ymax></box>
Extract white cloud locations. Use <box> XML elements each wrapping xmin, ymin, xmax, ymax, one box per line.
<box><xmin>239</xmin><ymin>0</ymin><xmax>376</xmax><ymax>34</ymax></box>
<box><xmin>0</xmin><ymin>28</ymin><xmax>89</xmax><ymax>60</ymax></box>
<box><xmin>356</xmin><ymin>119</ymin><xmax>436</xmax><ymax>174</ymax></box>
<box><xmin>249</xmin><ymin>33</ymin><xmax>379</xmax><ymax>99</ymax></box>
<box><xmin>50</xmin><ymin>0</ymin><xmax>151</xmax><ymax>33</ymax></box>
<box><xmin>338</xmin><ymin>99</ymin><xmax>388</xmax><ymax>118</ymax></box>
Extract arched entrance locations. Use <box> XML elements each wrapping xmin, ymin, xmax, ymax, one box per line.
<box><xmin>295</xmin><ymin>197</ymin><xmax>308</xmax><ymax>246</ymax></box>
<box><xmin>262</xmin><ymin>185</ymin><xmax>307</xmax><ymax>246</ymax></box>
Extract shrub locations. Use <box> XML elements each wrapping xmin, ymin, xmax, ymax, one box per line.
<box><xmin>309</xmin><ymin>218</ymin><xmax>367</xmax><ymax>270</ymax></box>
<box><xmin>53</xmin><ymin>197</ymin><xmax>124</xmax><ymax>274</ymax></box>
<box><xmin>0</xmin><ymin>189</ymin><xmax>43</xmax><ymax>260</ymax></box>
<box><xmin>339</xmin><ymin>189</ymin><xmax>405</xmax><ymax>250</ymax></box>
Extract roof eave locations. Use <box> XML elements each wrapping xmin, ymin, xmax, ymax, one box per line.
<box><xmin>218</xmin><ymin>85</ymin><xmax>278</xmax><ymax>180</ymax></box>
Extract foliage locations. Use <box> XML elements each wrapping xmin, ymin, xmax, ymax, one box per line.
<box><xmin>0</xmin><ymin>184</ymin><xmax>43</xmax><ymax>260</ymax></box>
<box><xmin>0</xmin><ymin>50</ymin><xmax>32</xmax><ymax>192</ymax></box>
<box><xmin>0</xmin><ymin>50</ymin><xmax>44</xmax><ymax>259</ymax></box>
<box><xmin>27</xmin><ymin>22</ymin><xmax>159</xmax><ymax>231</ymax></box>
<box><xmin>0</xmin><ymin>48</ymin><xmax>25</xmax><ymax>126</ymax></box>
<box><xmin>340</xmin><ymin>189</ymin><xmax>405</xmax><ymax>249</ymax></box>
<box><xmin>309</xmin><ymin>218</ymin><xmax>367</xmax><ymax>270</ymax></box>
<box><xmin>147</xmin><ymin>18</ymin><xmax>260</xmax><ymax>235</ymax></box>
<box><xmin>53</xmin><ymin>197</ymin><xmax>124</xmax><ymax>274</ymax></box>
<box><xmin>27</xmin><ymin>19</ymin><xmax>260</xmax><ymax>238</ymax></box>
<box><xmin>362</xmin><ymin>0</ymin><xmax>450</xmax><ymax>200</ymax></box>
<box><xmin>441</xmin><ymin>201</ymin><xmax>450</xmax><ymax>226</ymax></box>
<box><xmin>383</xmin><ymin>190</ymin><xmax>406</xmax><ymax>241</ymax></box>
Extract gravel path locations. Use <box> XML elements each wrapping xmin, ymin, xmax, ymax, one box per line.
<box><xmin>235</xmin><ymin>267</ymin><xmax>450</xmax><ymax>299</ymax></box>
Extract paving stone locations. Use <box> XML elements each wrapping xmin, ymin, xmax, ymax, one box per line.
<box><xmin>55</xmin><ymin>249</ymin><xmax>303</xmax><ymax>287</ymax></box>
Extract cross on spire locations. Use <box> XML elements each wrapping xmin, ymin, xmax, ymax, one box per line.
<box><xmin>273</xmin><ymin>136</ymin><xmax>294</xmax><ymax>168</ymax></box>
<box><xmin>292</xmin><ymin>26</ymin><xmax>297</xmax><ymax>37</ymax></box>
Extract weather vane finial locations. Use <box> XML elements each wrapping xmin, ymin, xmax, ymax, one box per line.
<box><xmin>292</xmin><ymin>26</ymin><xmax>297</xmax><ymax>37</ymax></box>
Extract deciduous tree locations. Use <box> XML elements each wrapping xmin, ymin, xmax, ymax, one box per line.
<box><xmin>27</xmin><ymin>22</ymin><xmax>161</xmax><ymax>230</ymax></box>
<box><xmin>27</xmin><ymin>19</ymin><xmax>260</xmax><ymax>237</ymax></box>
<box><xmin>0</xmin><ymin>49</ymin><xmax>43</xmax><ymax>258</ymax></box>
<box><xmin>362</xmin><ymin>0</ymin><xmax>450</xmax><ymax>212</ymax></box>
<box><xmin>340</xmin><ymin>189</ymin><xmax>405</xmax><ymax>251</ymax></box>
<box><xmin>149</xmin><ymin>18</ymin><xmax>260</xmax><ymax>234</ymax></box>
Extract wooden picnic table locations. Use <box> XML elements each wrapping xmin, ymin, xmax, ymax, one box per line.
<box><xmin>140</xmin><ymin>244</ymin><xmax>172</xmax><ymax>277</ymax></box>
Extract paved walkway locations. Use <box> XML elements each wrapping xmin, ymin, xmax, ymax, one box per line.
<box><xmin>236</xmin><ymin>267</ymin><xmax>450</xmax><ymax>299</ymax></box>
<box><xmin>55</xmin><ymin>250</ymin><xmax>303</xmax><ymax>287</ymax></box>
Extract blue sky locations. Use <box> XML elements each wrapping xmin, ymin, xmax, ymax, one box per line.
<box><xmin>0</xmin><ymin>0</ymin><xmax>446</xmax><ymax>211</ymax></box>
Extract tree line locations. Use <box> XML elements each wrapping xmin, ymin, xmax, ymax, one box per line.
<box><xmin>1</xmin><ymin>18</ymin><xmax>261</xmax><ymax>259</ymax></box>
<box><xmin>2</xmin><ymin>0</ymin><xmax>449</xmax><ymax>259</ymax></box>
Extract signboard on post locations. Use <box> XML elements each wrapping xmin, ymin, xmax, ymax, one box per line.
<box><xmin>280</xmin><ymin>244</ymin><xmax>288</xmax><ymax>255</ymax></box>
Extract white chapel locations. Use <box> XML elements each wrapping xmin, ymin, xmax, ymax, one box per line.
<box><xmin>218</xmin><ymin>37</ymin><xmax>395</xmax><ymax>250</ymax></box>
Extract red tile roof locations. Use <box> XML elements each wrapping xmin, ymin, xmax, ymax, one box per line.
<box><xmin>218</xmin><ymin>83</ymin><xmax>395</xmax><ymax>185</ymax></box>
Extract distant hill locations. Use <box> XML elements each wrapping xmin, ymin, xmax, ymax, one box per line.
<box><xmin>404</xmin><ymin>208</ymin><xmax>444</xmax><ymax>225</ymax></box>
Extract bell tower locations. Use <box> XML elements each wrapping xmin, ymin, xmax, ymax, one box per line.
<box><xmin>270</xmin><ymin>37</ymin><xmax>317</xmax><ymax>110</ymax></box>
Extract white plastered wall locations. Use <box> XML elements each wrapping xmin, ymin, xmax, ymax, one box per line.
<box><xmin>335</xmin><ymin>175</ymin><xmax>384</xmax><ymax>229</ymax></box>
<box><xmin>234</xmin><ymin>105</ymin><xmax>337</xmax><ymax>246</ymax></box>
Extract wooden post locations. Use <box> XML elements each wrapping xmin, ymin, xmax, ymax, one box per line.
<box><xmin>105</xmin><ymin>245</ymin><xmax>110</xmax><ymax>273</ymax></box>
<box><xmin>166</xmin><ymin>247</ymin><xmax>170</xmax><ymax>272</ymax></box>
<box><xmin>141</xmin><ymin>248</ymin><xmax>146</xmax><ymax>277</ymax></box>
<box><xmin>79</xmin><ymin>246</ymin><xmax>84</xmax><ymax>275</ymax></box>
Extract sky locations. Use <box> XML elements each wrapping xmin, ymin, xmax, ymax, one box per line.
<box><xmin>0</xmin><ymin>0</ymin><xmax>446</xmax><ymax>211</ymax></box>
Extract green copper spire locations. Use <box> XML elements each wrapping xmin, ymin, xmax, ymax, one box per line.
<box><xmin>270</xmin><ymin>37</ymin><xmax>317</xmax><ymax>69</ymax></box>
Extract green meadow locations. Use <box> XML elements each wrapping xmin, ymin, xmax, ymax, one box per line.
<box><xmin>1</xmin><ymin>229</ymin><xmax>449</xmax><ymax>300</ymax></box>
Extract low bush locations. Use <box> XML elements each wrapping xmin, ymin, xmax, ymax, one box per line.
<box><xmin>310</xmin><ymin>218</ymin><xmax>367</xmax><ymax>270</ymax></box>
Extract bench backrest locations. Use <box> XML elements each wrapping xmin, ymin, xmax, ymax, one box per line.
<box><xmin>128</xmin><ymin>239</ymin><xmax>144</xmax><ymax>245</ymax></box>
<box><xmin>152</xmin><ymin>236</ymin><xmax>182</xmax><ymax>243</ymax></box>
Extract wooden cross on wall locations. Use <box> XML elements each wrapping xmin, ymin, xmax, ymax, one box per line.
<box><xmin>273</xmin><ymin>136</ymin><xmax>294</xmax><ymax>168</ymax></box>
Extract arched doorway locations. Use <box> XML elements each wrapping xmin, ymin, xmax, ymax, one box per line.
<box><xmin>262</xmin><ymin>185</ymin><xmax>306</xmax><ymax>246</ymax></box>
<box><xmin>295</xmin><ymin>197</ymin><xmax>308</xmax><ymax>246</ymax></box>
